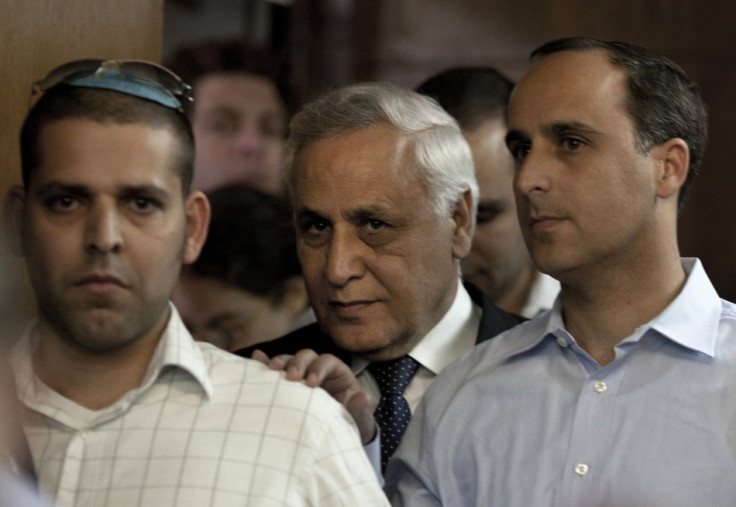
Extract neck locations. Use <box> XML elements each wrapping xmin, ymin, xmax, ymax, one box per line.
<box><xmin>495</xmin><ymin>263</ymin><xmax>537</xmax><ymax>315</ymax></box>
<box><xmin>32</xmin><ymin>314</ymin><xmax>168</xmax><ymax>410</ymax></box>
<box><xmin>560</xmin><ymin>251</ymin><xmax>686</xmax><ymax>366</ymax></box>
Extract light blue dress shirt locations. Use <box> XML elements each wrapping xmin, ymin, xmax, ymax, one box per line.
<box><xmin>385</xmin><ymin>258</ymin><xmax>736</xmax><ymax>506</ymax></box>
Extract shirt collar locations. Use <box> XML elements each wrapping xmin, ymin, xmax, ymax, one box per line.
<box><xmin>646</xmin><ymin>258</ymin><xmax>721</xmax><ymax>357</ymax></box>
<box><xmin>504</xmin><ymin>257</ymin><xmax>721</xmax><ymax>360</ymax></box>
<box><xmin>139</xmin><ymin>303</ymin><xmax>213</xmax><ymax>398</ymax></box>
<box><xmin>10</xmin><ymin>303</ymin><xmax>213</xmax><ymax>422</ymax></box>
<box><xmin>410</xmin><ymin>280</ymin><xmax>480</xmax><ymax>374</ymax></box>
<box><xmin>353</xmin><ymin>279</ymin><xmax>480</xmax><ymax>375</ymax></box>
<box><xmin>520</xmin><ymin>272</ymin><xmax>560</xmax><ymax>318</ymax></box>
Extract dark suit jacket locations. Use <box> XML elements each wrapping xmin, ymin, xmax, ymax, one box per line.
<box><xmin>235</xmin><ymin>282</ymin><xmax>525</xmax><ymax>363</ymax></box>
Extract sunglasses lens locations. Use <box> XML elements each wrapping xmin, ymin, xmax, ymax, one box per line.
<box><xmin>33</xmin><ymin>59</ymin><xmax>103</xmax><ymax>93</ymax></box>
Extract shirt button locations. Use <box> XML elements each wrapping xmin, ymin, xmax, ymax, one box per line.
<box><xmin>593</xmin><ymin>381</ymin><xmax>608</xmax><ymax>394</ymax></box>
<box><xmin>556</xmin><ymin>336</ymin><xmax>569</xmax><ymax>348</ymax></box>
<box><xmin>574</xmin><ymin>463</ymin><xmax>589</xmax><ymax>476</ymax></box>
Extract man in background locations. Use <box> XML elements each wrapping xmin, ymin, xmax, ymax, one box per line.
<box><xmin>173</xmin><ymin>184</ymin><xmax>312</xmax><ymax>352</ymax></box>
<box><xmin>417</xmin><ymin>67</ymin><xmax>559</xmax><ymax>318</ymax></box>
<box><xmin>167</xmin><ymin>39</ymin><xmax>292</xmax><ymax>194</ymax></box>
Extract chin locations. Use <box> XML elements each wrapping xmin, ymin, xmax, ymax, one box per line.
<box><xmin>331</xmin><ymin>328</ymin><xmax>392</xmax><ymax>354</ymax></box>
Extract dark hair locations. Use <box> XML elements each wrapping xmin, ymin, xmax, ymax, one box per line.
<box><xmin>415</xmin><ymin>66</ymin><xmax>514</xmax><ymax>130</ymax></box>
<box><xmin>531</xmin><ymin>37</ymin><xmax>708</xmax><ymax>212</ymax></box>
<box><xmin>185</xmin><ymin>184</ymin><xmax>301</xmax><ymax>302</ymax></box>
<box><xmin>21</xmin><ymin>85</ymin><xmax>195</xmax><ymax>193</ymax></box>
<box><xmin>166</xmin><ymin>38</ymin><xmax>294</xmax><ymax>115</ymax></box>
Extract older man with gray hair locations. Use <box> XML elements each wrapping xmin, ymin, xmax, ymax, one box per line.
<box><xmin>237</xmin><ymin>82</ymin><xmax>524</xmax><ymax>472</ymax></box>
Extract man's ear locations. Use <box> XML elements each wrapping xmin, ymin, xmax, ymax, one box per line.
<box><xmin>4</xmin><ymin>185</ymin><xmax>27</xmax><ymax>257</ymax></box>
<box><xmin>450</xmin><ymin>188</ymin><xmax>474</xmax><ymax>259</ymax></box>
<box><xmin>182</xmin><ymin>190</ymin><xmax>211</xmax><ymax>265</ymax></box>
<box><xmin>653</xmin><ymin>138</ymin><xmax>689</xmax><ymax>201</ymax></box>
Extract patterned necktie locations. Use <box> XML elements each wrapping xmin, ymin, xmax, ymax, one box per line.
<box><xmin>368</xmin><ymin>355</ymin><xmax>419</xmax><ymax>472</ymax></box>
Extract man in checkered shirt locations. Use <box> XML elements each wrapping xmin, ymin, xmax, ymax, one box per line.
<box><xmin>4</xmin><ymin>59</ymin><xmax>388</xmax><ymax>506</ymax></box>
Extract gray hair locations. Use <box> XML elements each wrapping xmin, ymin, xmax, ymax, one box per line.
<box><xmin>283</xmin><ymin>82</ymin><xmax>478</xmax><ymax>224</ymax></box>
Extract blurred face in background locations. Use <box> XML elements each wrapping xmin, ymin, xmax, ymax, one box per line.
<box><xmin>461</xmin><ymin>118</ymin><xmax>534</xmax><ymax>305</ymax></box>
<box><xmin>191</xmin><ymin>73</ymin><xmax>287</xmax><ymax>194</ymax></box>
<box><xmin>173</xmin><ymin>272</ymin><xmax>308</xmax><ymax>352</ymax></box>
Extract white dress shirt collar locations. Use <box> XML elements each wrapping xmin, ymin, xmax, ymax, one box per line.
<box><xmin>354</xmin><ymin>280</ymin><xmax>480</xmax><ymax>375</ymax></box>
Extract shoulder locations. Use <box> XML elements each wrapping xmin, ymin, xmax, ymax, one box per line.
<box><xmin>198</xmin><ymin>341</ymin><xmax>356</xmax><ymax>431</ymax></box>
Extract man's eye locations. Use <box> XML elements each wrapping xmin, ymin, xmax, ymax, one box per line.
<box><xmin>299</xmin><ymin>218</ymin><xmax>329</xmax><ymax>234</ymax></box>
<box><xmin>365</xmin><ymin>219</ymin><xmax>387</xmax><ymax>231</ymax></box>
<box><xmin>509</xmin><ymin>143</ymin><xmax>530</xmax><ymax>164</ymax></box>
<box><xmin>476</xmin><ymin>208</ymin><xmax>501</xmax><ymax>224</ymax></box>
<box><xmin>128</xmin><ymin>197</ymin><xmax>159</xmax><ymax>213</ymax></box>
<box><xmin>46</xmin><ymin>195</ymin><xmax>78</xmax><ymax>212</ymax></box>
<box><xmin>309</xmin><ymin>220</ymin><xmax>329</xmax><ymax>232</ymax></box>
<box><xmin>205</xmin><ymin>117</ymin><xmax>237</xmax><ymax>135</ymax></box>
<box><xmin>562</xmin><ymin>137</ymin><xmax>585</xmax><ymax>151</ymax></box>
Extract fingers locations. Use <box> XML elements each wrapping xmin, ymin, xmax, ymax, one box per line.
<box><xmin>252</xmin><ymin>349</ymin><xmax>322</xmax><ymax>382</ymax></box>
<box><xmin>298</xmin><ymin>353</ymin><xmax>354</xmax><ymax>389</ymax></box>
<box><xmin>282</xmin><ymin>349</ymin><xmax>322</xmax><ymax>382</ymax></box>
<box><xmin>344</xmin><ymin>389</ymin><xmax>377</xmax><ymax>445</ymax></box>
<box><xmin>250</xmin><ymin>349</ymin><xmax>270</xmax><ymax>365</ymax></box>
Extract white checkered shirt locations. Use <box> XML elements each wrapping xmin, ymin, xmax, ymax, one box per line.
<box><xmin>10</xmin><ymin>305</ymin><xmax>388</xmax><ymax>506</ymax></box>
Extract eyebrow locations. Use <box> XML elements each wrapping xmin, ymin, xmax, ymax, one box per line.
<box><xmin>295</xmin><ymin>208</ymin><xmax>324</xmax><ymax>221</ymax></box>
<box><xmin>32</xmin><ymin>182</ymin><xmax>90</xmax><ymax>197</ymax></box>
<box><xmin>544</xmin><ymin>121</ymin><xmax>600</xmax><ymax>137</ymax></box>
<box><xmin>506</xmin><ymin>121</ymin><xmax>601</xmax><ymax>147</ymax></box>
<box><xmin>295</xmin><ymin>203</ymin><xmax>393</xmax><ymax>223</ymax></box>
<box><xmin>32</xmin><ymin>181</ymin><xmax>172</xmax><ymax>201</ymax></box>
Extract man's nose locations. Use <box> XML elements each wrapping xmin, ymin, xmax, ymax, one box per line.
<box><xmin>514</xmin><ymin>148</ymin><xmax>552</xmax><ymax>196</ymax></box>
<box><xmin>234</xmin><ymin>123</ymin><xmax>265</xmax><ymax>154</ymax></box>
<box><xmin>85</xmin><ymin>202</ymin><xmax>123</xmax><ymax>254</ymax></box>
<box><xmin>324</xmin><ymin>228</ymin><xmax>366</xmax><ymax>287</ymax></box>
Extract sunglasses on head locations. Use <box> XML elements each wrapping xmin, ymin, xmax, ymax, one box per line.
<box><xmin>32</xmin><ymin>59</ymin><xmax>193</xmax><ymax>112</ymax></box>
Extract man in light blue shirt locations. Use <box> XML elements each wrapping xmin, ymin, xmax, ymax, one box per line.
<box><xmin>385</xmin><ymin>37</ymin><xmax>736</xmax><ymax>505</ymax></box>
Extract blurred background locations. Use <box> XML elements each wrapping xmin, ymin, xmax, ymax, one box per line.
<box><xmin>2</xmin><ymin>0</ymin><xmax>736</xmax><ymax>331</ymax></box>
